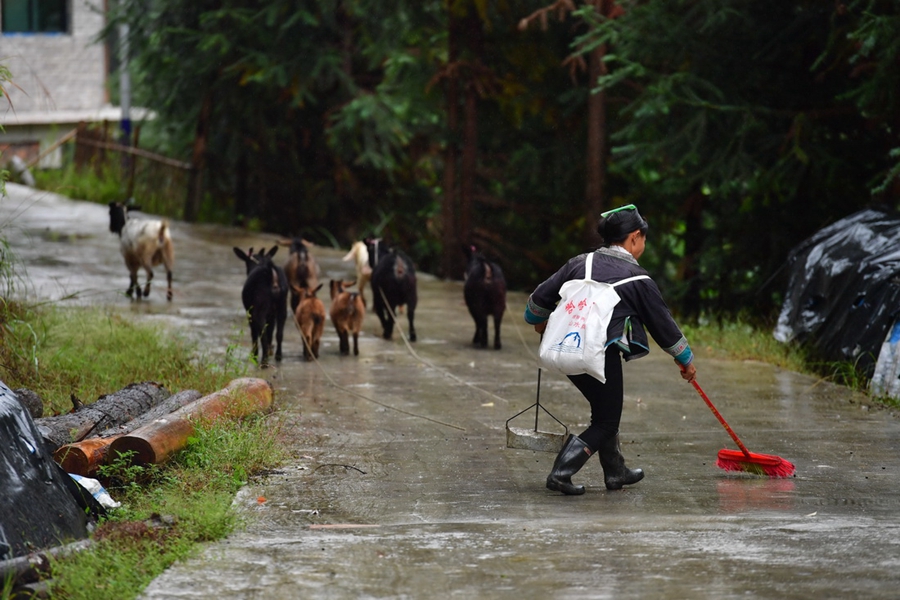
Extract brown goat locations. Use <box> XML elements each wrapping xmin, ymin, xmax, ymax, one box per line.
<box><xmin>329</xmin><ymin>279</ymin><xmax>365</xmax><ymax>356</ymax></box>
<box><xmin>293</xmin><ymin>283</ymin><xmax>325</xmax><ymax>361</ymax></box>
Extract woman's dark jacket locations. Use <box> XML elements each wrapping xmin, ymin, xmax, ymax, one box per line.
<box><xmin>524</xmin><ymin>248</ymin><xmax>693</xmax><ymax>365</ymax></box>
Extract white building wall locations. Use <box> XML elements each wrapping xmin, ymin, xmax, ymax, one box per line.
<box><xmin>0</xmin><ymin>0</ymin><xmax>107</xmax><ymax>115</ymax></box>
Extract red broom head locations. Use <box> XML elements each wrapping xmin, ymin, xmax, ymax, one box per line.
<box><xmin>716</xmin><ymin>449</ymin><xmax>795</xmax><ymax>478</ymax></box>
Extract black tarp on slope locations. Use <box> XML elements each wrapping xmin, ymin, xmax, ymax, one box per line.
<box><xmin>773</xmin><ymin>207</ymin><xmax>900</xmax><ymax>375</ymax></box>
<box><xmin>0</xmin><ymin>381</ymin><xmax>88</xmax><ymax>560</ymax></box>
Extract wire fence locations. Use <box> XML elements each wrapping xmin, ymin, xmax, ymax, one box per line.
<box><xmin>32</xmin><ymin>122</ymin><xmax>194</xmax><ymax>219</ymax></box>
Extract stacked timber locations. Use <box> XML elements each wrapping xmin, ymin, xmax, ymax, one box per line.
<box><xmin>41</xmin><ymin>378</ymin><xmax>274</xmax><ymax>476</ymax></box>
<box><xmin>108</xmin><ymin>377</ymin><xmax>274</xmax><ymax>466</ymax></box>
<box><xmin>35</xmin><ymin>382</ymin><xmax>172</xmax><ymax>452</ymax></box>
<box><xmin>53</xmin><ymin>389</ymin><xmax>203</xmax><ymax>475</ymax></box>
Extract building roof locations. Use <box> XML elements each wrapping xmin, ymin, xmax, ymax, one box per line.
<box><xmin>0</xmin><ymin>105</ymin><xmax>154</xmax><ymax>127</ymax></box>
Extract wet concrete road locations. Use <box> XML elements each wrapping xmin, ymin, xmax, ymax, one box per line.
<box><xmin>4</xmin><ymin>184</ymin><xmax>900</xmax><ymax>599</ymax></box>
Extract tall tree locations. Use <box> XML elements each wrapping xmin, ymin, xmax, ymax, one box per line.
<box><xmin>519</xmin><ymin>0</ymin><xmax>624</xmax><ymax>247</ymax></box>
<box><xmin>577</xmin><ymin>0</ymin><xmax>895</xmax><ymax>316</ymax></box>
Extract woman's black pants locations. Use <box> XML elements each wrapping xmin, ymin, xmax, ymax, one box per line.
<box><xmin>567</xmin><ymin>348</ymin><xmax>623</xmax><ymax>452</ymax></box>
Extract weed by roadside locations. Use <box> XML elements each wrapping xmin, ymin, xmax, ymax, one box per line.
<box><xmin>0</xmin><ymin>302</ymin><xmax>240</xmax><ymax>415</ymax></box>
<box><xmin>46</xmin><ymin>414</ymin><xmax>289</xmax><ymax>600</ymax></box>
<box><xmin>682</xmin><ymin>318</ymin><xmax>900</xmax><ymax>407</ymax></box>
<box><xmin>682</xmin><ymin>318</ymin><xmax>810</xmax><ymax>373</ymax></box>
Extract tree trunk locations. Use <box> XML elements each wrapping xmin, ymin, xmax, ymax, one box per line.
<box><xmin>185</xmin><ymin>91</ymin><xmax>213</xmax><ymax>222</ymax></box>
<box><xmin>53</xmin><ymin>389</ymin><xmax>203</xmax><ymax>476</ymax></box>
<box><xmin>34</xmin><ymin>382</ymin><xmax>171</xmax><ymax>452</ymax></box>
<box><xmin>441</xmin><ymin>15</ymin><xmax>461</xmax><ymax>280</ymax></box>
<box><xmin>584</xmin><ymin>32</ymin><xmax>608</xmax><ymax>248</ymax></box>
<box><xmin>460</xmin><ymin>84</ymin><xmax>478</xmax><ymax>251</ymax></box>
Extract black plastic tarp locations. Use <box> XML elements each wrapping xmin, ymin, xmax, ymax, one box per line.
<box><xmin>0</xmin><ymin>382</ymin><xmax>88</xmax><ymax>560</ymax></box>
<box><xmin>773</xmin><ymin>207</ymin><xmax>900</xmax><ymax>375</ymax></box>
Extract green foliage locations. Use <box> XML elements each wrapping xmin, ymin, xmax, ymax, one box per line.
<box><xmin>91</xmin><ymin>0</ymin><xmax>900</xmax><ymax>318</ymax></box>
<box><xmin>33</xmin><ymin>152</ymin><xmax>190</xmax><ymax>220</ymax></box>
<box><xmin>33</xmin><ymin>162</ymin><xmax>125</xmax><ymax>205</ymax></box>
<box><xmin>575</xmin><ymin>0</ymin><xmax>898</xmax><ymax>316</ymax></box>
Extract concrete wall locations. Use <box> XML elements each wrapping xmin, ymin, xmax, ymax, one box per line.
<box><xmin>0</xmin><ymin>0</ymin><xmax>108</xmax><ymax>115</ymax></box>
<box><xmin>0</xmin><ymin>1</ymin><xmax>110</xmax><ymax>167</ymax></box>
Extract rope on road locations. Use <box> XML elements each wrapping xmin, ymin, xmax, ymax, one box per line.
<box><xmin>291</xmin><ymin>312</ymin><xmax>466</xmax><ymax>431</ymax></box>
<box><xmin>377</xmin><ymin>288</ymin><xmax>512</xmax><ymax>407</ymax></box>
<box><xmin>509</xmin><ymin>306</ymin><xmax>540</xmax><ymax>363</ymax></box>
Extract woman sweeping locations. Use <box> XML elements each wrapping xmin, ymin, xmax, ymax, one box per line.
<box><xmin>524</xmin><ymin>204</ymin><xmax>697</xmax><ymax>495</ymax></box>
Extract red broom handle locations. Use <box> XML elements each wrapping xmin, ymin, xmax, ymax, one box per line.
<box><xmin>690</xmin><ymin>379</ymin><xmax>753</xmax><ymax>459</ymax></box>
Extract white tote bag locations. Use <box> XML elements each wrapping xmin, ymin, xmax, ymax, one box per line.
<box><xmin>538</xmin><ymin>253</ymin><xmax>649</xmax><ymax>383</ymax></box>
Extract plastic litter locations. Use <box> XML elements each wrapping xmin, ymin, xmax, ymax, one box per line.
<box><xmin>69</xmin><ymin>474</ymin><xmax>121</xmax><ymax>509</ymax></box>
<box><xmin>774</xmin><ymin>206</ymin><xmax>900</xmax><ymax>379</ymax></box>
<box><xmin>0</xmin><ymin>382</ymin><xmax>88</xmax><ymax>559</ymax></box>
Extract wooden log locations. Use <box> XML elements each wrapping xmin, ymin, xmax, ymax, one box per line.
<box><xmin>95</xmin><ymin>390</ymin><xmax>204</xmax><ymax>438</ymax></box>
<box><xmin>108</xmin><ymin>378</ymin><xmax>274</xmax><ymax>466</ymax></box>
<box><xmin>53</xmin><ymin>390</ymin><xmax>203</xmax><ymax>476</ymax></box>
<box><xmin>34</xmin><ymin>382</ymin><xmax>171</xmax><ymax>452</ymax></box>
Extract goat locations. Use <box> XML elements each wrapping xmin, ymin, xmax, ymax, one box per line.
<box><xmin>294</xmin><ymin>283</ymin><xmax>325</xmax><ymax>361</ymax></box>
<box><xmin>342</xmin><ymin>241</ymin><xmax>371</xmax><ymax>307</ymax></box>
<box><xmin>329</xmin><ymin>279</ymin><xmax>365</xmax><ymax>356</ymax></box>
<box><xmin>366</xmin><ymin>238</ymin><xmax>417</xmax><ymax>342</ymax></box>
<box><xmin>463</xmin><ymin>245</ymin><xmax>507</xmax><ymax>350</ymax></box>
<box><xmin>281</xmin><ymin>237</ymin><xmax>320</xmax><ymax>313</ymax></box>
<box><xmin>108</xmin><ymin>202</ymin><xmax>174</xmax><ymax>301</ymax></box>
<box><xmin>233</xmin><ymin>246</ymin><xmax>288</xmax><ymax>366</ymax></box>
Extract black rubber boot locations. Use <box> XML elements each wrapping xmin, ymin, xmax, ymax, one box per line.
<box><xmin>546</xmin><ymin>434</ymin><xmax>593</xmax><ymax>495</ymax></box>
<box><xmin>597</xmin><ymin>433</ymin><xmax>644</xmax><ymax>490</ymax></box>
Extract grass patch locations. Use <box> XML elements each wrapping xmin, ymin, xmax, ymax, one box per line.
<box><xmin>32</xmin><ymin>161</ymin><xmax>127</xmax><ymax>207</ymax></box>
<box><xmin>682</xmin><ymin>317</ymin><xmax>810</xmax><ymax>373</ymax></box>
<box><xmin>47</xmin><ymin>415</ymin><xmax>288</xmax><ymax>600</ymax></box>
<box><xmin>0</xmin><ymin>302</ymin><xmax>240</xmax><ymax>415</ymax></box>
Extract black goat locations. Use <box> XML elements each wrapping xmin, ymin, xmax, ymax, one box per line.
<box><xmin>233</xmin><ymin>246</ymin><xmax>288</xmax><ymax>366</ymax></box>
<box><xmin>463</xmin><ymin>245</ymin><xmax>507</xmax><ymax>350</ymax></box>
<box><xmin>366</xmin><ymin>238</ymin><xmax>417</xmax><ymax>342</ymax></box>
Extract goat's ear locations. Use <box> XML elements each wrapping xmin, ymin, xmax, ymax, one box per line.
<box><xmin>233</xmin><ymin>247</ymin><xmax>249</xmax><ymax>261</ymax></box>
<box><xmin>344</xmin><ymin>280</ymin><xmax>356</xmax><ymax>288</ymax></box>
<box><xmin>314</xmin><ymin>283</ymin><xmax>324</xmax><ymax>293</ymax></box>
<box><xmin>267</xmin><ymin>246</ymin><xmax>279</xmax><ymax>258</ymax></box>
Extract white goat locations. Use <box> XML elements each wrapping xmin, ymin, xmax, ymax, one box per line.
<box><xmin>342</xmin><ymin>240</ymin><xmax>371</xmax><ymax>307</ymax></box>
<box><xmin>108</xmin><ymin>202</ymin><xmax>174</xmax><ymax>301</ymax></box>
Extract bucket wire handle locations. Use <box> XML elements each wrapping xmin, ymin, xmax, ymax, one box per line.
<box><xmin>505</xmin><ymin>367</ymin><xmax>568</xmax><ymax>436</ymax></box>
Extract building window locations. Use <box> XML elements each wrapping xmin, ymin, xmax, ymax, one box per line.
<box><xmin>2</xmin><ymin>0</ymin><xmax>68</xmax><ymax>34</ymax></box>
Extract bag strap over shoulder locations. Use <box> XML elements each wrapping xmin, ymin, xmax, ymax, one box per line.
<box><xmin>612</xmin><ymin>274</ymin><xmax>651</xmax><ymax>287</ymax></box>
<box><xmin>584</xmin><ymin>253</ymin><xmax>650</xmax><ymax>287</ymax></box>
